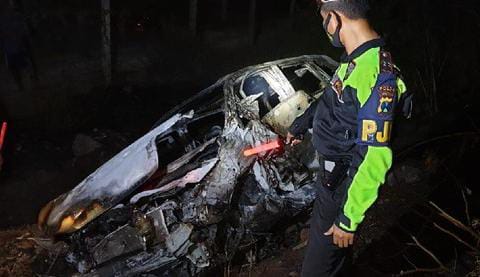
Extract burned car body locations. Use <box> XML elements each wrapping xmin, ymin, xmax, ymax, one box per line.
<box><xmin>38</xmin><ymin>55</ymin><xmax>338</xmax><ymax>276</ymax></box>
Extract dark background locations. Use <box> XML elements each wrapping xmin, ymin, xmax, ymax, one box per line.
<box><xmin>1</xmin><ymin>0</ymin><xmax>479</xmax><ymax>131</ymax></box>
<box><xmin>0</xmin><ymin>0</ymin><xmax>479</xmax><ymax>275</ymax></box>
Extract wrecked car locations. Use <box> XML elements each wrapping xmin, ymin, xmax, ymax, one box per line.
<box><xmin>38</xmin><ymin>55</ymin><xmax>338</xmax><ymax>276</ymax></box>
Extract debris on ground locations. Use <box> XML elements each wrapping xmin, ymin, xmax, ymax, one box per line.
<box><xmin>0</xmin><ymin>225</ymin><xmax>73</xmax><ymax>277</ymax></box>
<box><xmin>0</xmin><ymin>227</ymin><xmax>36</xmax><ymax>277</ymax></box>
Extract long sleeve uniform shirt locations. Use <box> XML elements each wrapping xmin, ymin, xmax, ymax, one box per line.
<box><xmin>289</xmin><ymin>38</ymin><xmax>408</xmax><ymax>232</ymax></box>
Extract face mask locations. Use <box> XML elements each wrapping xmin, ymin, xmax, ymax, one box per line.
<box><xmin>323</xmin><ymin>12</ymin><xmax>343</xmax><ymax>48</ymax></box>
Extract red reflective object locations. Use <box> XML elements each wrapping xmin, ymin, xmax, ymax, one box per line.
<box><xmin>243</xmin><ymin>139</ymin><xmax>283</xmax><ymax>157</ymax></box>
<box><xmin>0</xmin><ymin>122</ymin><xmax>7</xmax><ymax>151</ymax></box>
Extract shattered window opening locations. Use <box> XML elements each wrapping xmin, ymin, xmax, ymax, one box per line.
<box><xmin>281</xmin><ymin>64</ymin><xmax>326</xmax><ymax>98</ymax></box>
<box><xmin>153</xmin><ymin>83</ymin><xmax>225</xmax><ymax>129</ymax></box>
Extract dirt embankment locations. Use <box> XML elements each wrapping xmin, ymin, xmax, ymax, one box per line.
<box><xmin>0</xmin><ymin>225</ymin><xmax>71</xmax><ymax>277</ymax></box>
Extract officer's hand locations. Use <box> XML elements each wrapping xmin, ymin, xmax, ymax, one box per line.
<box><xmin>324</xmin><ymin>224</ymin><xmax>354</xmax><ymax>248</ymax></box>
<box><xmin>286</xmin><ymin>132</ymin><xmax>302</xmax><ymax>146</ymax></box>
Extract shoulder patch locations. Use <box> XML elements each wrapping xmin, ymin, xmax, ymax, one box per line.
<box><xmin>378</xmin><ymin>84</ymin><xmax>396</xmax><ymax>114</ymax></box>
<box><xmin>356</xmin><ymin>72</ymin><xmax>398</xmax><ymax>146</ymax></box>
<box><xmin>331</xmin><ymin>74</ymin><xmax>344</xmax><ymax>103</ymax></box>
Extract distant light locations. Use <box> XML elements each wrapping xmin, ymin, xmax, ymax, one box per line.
<box><xmin>0</xmin><ymin>122</ymin><xmax>7</xmax><ymax>151</ymax></box>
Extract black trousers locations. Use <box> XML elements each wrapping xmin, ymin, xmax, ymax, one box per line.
<box><xmin>301</xmin><ymin>163</ymin><xmax>350</xmax><ymax>277</ymax></box>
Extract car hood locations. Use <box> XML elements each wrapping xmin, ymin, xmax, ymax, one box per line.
<box><xmin>38</xmin><ymin>112</ymin><xmax>194</xmax><ymax>235</ymax></box>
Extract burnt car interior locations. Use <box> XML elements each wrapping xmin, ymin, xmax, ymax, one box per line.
<box><xmin>154</xmin><ymin>85</ymin><xmax>225</xmax><ymax>168</ymax></box>
<box><xmin>241</xmin><ymin>74</ymin><xmax>281</xmax><ymax>118</ymax></box>
<box><xmin>155</xmin><ymin>114</ymin><xmax>223</xmax><ymax>168</ymax></box>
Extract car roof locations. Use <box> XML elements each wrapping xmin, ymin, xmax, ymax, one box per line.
<box><xmin>154</xmin><ymin>55</ymin><xmax>337</xmax><ymax>125</ymax></box>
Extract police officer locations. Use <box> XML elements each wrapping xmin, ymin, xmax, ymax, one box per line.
<box><xmin>286</xmin><ymin>0</ymin><xmax>411</xmax><ymax>276</ymax></box>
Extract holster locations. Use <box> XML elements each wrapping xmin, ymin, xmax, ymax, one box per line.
<box><xmin>320</xmin><ymin>157</ymin><xmax>350</xmax><ymax>192</ymax></box>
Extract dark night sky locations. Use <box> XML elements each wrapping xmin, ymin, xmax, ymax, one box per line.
<box><xmin>1</xmin><ymin>0</ymin><xmax>479</xmax><ymax>125</ymax></box>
